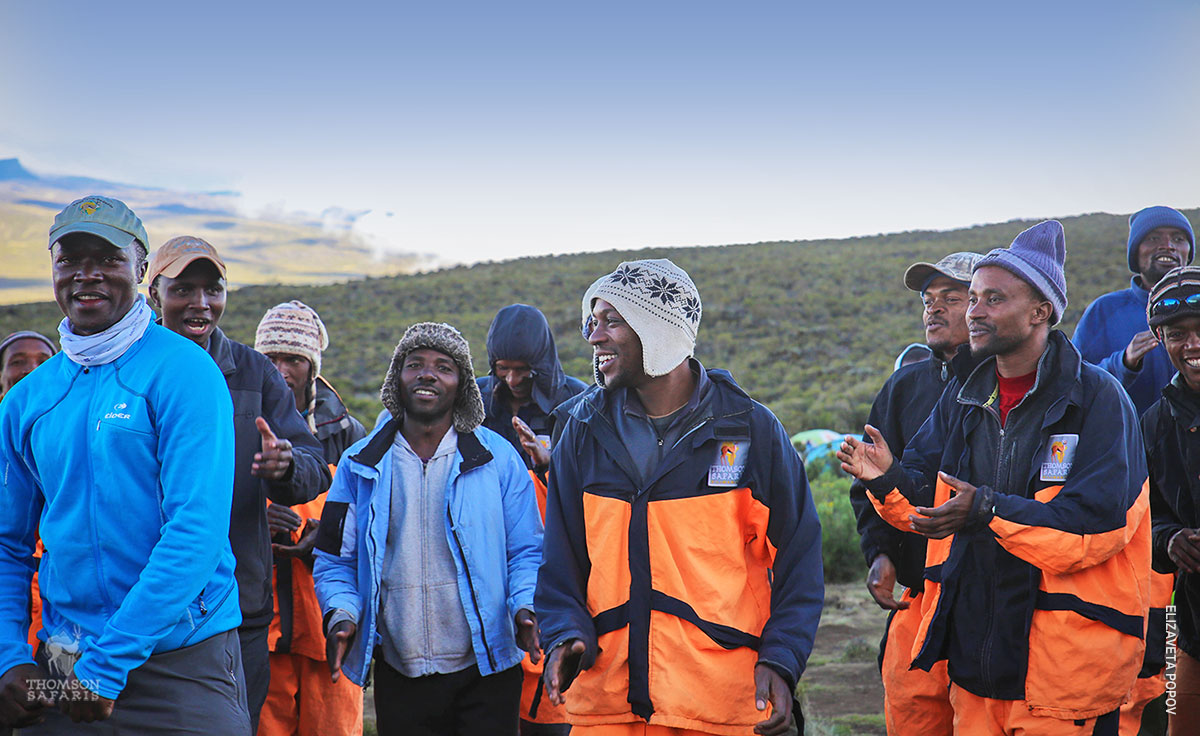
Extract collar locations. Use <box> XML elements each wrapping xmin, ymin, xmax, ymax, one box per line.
<box><xmin>351</xmin><ymin>414</ymin><xmax>492</xmax><ymax>473</ymax></box>
<box><xmin>617</xmin><ymin>358</ymin><xmax>709</xmax><ymax>421</ymax></box>
<box><xmin>1130</xmin><ymin>275</ymin><xmax>1151</xmax><ymax>299</ymax></box>
<box><xmin>204</xmin><ymin>326</ymin><xmax>237</xmax><ymax>376</ymax></box>
<box><xmin>1162</xmin><ymin>374</ymin><xmax>1200</xmax><ymax>430</ymax></box>
<box><xmin>957</xmin><ymin>330</ymin><xmax>1080</xmax><ymax>411</ymax></box>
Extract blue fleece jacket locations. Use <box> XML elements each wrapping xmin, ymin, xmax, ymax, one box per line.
<box><xmin>1072</xmin><ymin>276</ymin><xmax>1175</xmax><ymax>415</ymax></box>
<box><xmin>0</xmin><ymin>323</ymin><xmax>241</xmax><ymax>699</ymax></box>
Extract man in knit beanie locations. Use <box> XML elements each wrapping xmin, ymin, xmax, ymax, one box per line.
<box><xmin>535</xmin><ymin>259</ymin><xmax>823</xmax><ymax>736</ymax></box>
<box><xmin>253</xmin><ymin>301</ymin><xmax>365</xmax><ymax>736</ymax></box>
<box><xmin>1075</xmin><ymin>206</ymin><xmax>1196</xmax><ymax>414</ymax></box>
<box><xmin>840</xmin><ymin>221</ymin><xmax>1150</xmax><ymax>734</ymax></box>
<box><xmin>313</xmin><ymin>322</ymin><xmax>543</xmax><ymax>735</ymax></box>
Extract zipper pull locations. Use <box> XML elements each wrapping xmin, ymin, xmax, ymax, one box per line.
<box><xmin>657</xmin><ymin>437</ymin><xmax>664</xmax><ymax>447</ymax></box>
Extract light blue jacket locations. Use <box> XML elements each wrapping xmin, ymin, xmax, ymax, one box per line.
<box><xmin>313</xmin><ymin>413</ymin><xmax>542</xmax><ymax>685</ymax></box>
<box><xmin>0</xmin><ymin>323</ymin><xmax>241</xmax><ymax>699</ymax></box>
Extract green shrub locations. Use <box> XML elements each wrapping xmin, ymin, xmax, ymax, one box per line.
<box><xmin>805</xmin><ymin>456</ymin><xmax>863</xmax><ymax>584</ymax></box>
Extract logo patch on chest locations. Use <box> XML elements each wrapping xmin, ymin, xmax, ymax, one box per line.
<box><xmin>709</xmin><ymin>441</ymin><xmax>749</xmax><ymax>487</ymax></box>
<box><xmin>1040</xmin><ymin>434</ymin><xmax>1078</xmax><ymax>482</ymax></box>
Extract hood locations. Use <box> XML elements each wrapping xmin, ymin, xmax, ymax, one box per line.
<box><xmin>486</xmin><ymin>304</ymin><xmax>570</xmax><ymax>414</ymax></box>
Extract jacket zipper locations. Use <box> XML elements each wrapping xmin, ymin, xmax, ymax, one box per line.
<box><xmin>448</xmin><ymin>507</ymin><xmax>497</xmax><ymax>671</ymax></box>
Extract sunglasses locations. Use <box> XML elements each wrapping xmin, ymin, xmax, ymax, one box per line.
<box><xmin>1151</xmin><ymin>293</ymin><xmax>1200</xmax><ymax>318</ymax></box>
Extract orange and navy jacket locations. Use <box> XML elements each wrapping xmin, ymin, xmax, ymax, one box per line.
<box><xmin>864</xmin><ymin>332</ymin><xmax>1150</xmax><ymax>720</ymax></box>
<box><xmin>534</xmin><ymin>368</ymin><xmax>823</xmax><ymax>734</ymax></box>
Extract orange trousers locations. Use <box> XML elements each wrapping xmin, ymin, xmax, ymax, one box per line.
<box><xmin>881</xmin><ymin>589</ymin><xmax>953</xmax><ymax>736</ymax></box>
<box><xmin>949</xmin><ymin>684</ymin><xmax>1110</xmax><ymax>736</ymax></box>
<box><xmin>572</xmin><ymin>726</ymin><xmax>713</xmax><ymax>736</ymax></box>
<box><xmin>258</xmin><ymin>652</ymin><xmax>363</xmax><ymax>736</ymax></box>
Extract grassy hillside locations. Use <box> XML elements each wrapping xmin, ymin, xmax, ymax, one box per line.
<box><xmin>2</xmin><ymin>209</ymin><xmax>1188</xmax><ymax>437</ymax></box>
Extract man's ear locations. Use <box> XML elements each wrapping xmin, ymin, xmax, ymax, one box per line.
<box><xmin>147</xmin><ymin>280</ymin><xmax>161</xmax><ymax>309</ymax></box>
<box><xmin>1030</xmin><ymin>300</ymin><xmax>1053</xmax><ymax>327</ymax></box>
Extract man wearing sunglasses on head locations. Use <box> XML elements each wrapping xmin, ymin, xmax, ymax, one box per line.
<box><xmin>1142</xmin><ymin>266</ymin><xmax>1200</xmax><ymax>735</ymax></box>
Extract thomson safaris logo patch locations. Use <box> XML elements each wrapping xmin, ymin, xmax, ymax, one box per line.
<box><xmin>708</xmin><ymin>441</ymin><xmax>748</xmax><ymax>487</ymax></box>
<box><xmin>1040</xmin><ymin>434</ymin><xmax>1078</xmax><ymax>482</ymax></box>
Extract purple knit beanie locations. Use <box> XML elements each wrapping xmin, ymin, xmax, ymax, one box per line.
<box><xmin>974</xmin><ymin>220</ymin><xmax>1067</xmax><ymax>325</ymax></box>
<box><xmin>1127</xmin><ymin>206</ymin><xmax>1195</xmax><ymax>273</ymax></box>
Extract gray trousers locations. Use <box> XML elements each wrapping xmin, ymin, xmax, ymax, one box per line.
<box><xmin>19</xmin><ymin>629</ymin><xmax>250</xmax><ymax>735</ymax></box>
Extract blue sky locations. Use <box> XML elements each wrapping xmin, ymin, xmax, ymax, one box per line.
<box><xmin>2</xmin><ymin>1</ymin><xmax>1197</xmax><ymax>262</ymax></box>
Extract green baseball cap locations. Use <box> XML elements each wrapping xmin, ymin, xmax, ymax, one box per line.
<box><xmin>48</xmin><ymin>195</ymin><xmax>149</xmax><ymax>251</ymax></box>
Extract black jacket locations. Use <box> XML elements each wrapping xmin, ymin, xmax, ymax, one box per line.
<box><xmin>206</xmin><ymin>327</ymin><xmax>331</xmax><ymax>627</ymax></box>
<box><xmin>1144</xmin><ymin>375</ymin><xmax>1200</xmax><ymax>660</ymax></box>
<box><xmin>311</xmin><ymin>376</ymin><xmax>366</xmax><ymax>467</ymax></box>
<box><xmin>849</xmin><ymin>354</ymin><xmax>952</xmax><ymax>590</ymax></box>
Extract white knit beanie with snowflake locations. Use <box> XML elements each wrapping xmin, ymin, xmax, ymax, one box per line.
<box><xmin>582</xmin><ymin>258</ymin><xmax>702</xmax><ymax>379</ymax></box>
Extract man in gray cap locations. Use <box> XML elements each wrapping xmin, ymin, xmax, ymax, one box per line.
<box><xmin>535</xmin><ymin>259</ymin><xmax>823</xmax><ymax>736</ymax></box>
<box><xmin>0</xmin><ymin>331</ymin><xmax>55</xmax><ymax>397</ymax></box>
<box><xmin>314</xmin><ymin>322</ymin><xmax>543</xmax><ymax>735</ymax></box>
<box><xmin>0</xmin><ymin>196</ymin><xmax>249</xmax><ymax>733</ymax></box>
<box><xmin>848</xmin><ymin>251</ymin><xmax>983</xmax><ymax>736</ymax></box>
<box><xmin>840</xmin><ymin>221</ymin><xmax>1147</xmax><ymax>734</ymax></box>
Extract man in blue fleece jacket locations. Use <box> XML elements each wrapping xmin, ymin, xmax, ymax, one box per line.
<box><xmin>1074</xmin><ymin>206</ymin><xmax>1195</xmax><ymax>415</ymax></box>
<box><xmin>0</xmin><ymin>196</ymin><xmax>249</xmax><ymax>733</ymax></box>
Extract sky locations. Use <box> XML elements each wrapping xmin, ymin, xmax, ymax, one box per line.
<box><xmin>2</xmin><ymin>0</ymin><xmax>1198</xmax><ymax>264</ymax></box>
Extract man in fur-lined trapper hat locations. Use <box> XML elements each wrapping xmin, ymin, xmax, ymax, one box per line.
<box><xmin>313</xmin><ymin>322</ymin><xmax>544</xmax><ymax>736</ymax></box>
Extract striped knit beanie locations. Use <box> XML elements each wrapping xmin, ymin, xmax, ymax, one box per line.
<box><xmin>975</xmin><ymin>220</ymin><xmax>1067</xmax><ymax>325</ymax></box>
<box><xmin>582</xmin><ymin>258</ymin><xmax>702</xmax><ymax>381</ymax></box>
<box><xmin>255</xmin><ymin>300</ymin><xmax>329</xmax><ymax>431</ymax></box>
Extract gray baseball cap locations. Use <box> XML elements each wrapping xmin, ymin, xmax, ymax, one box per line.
<box><xmin>903</xmin><ymin>251</ymin><xmax>986</xmax><ymax>292</ymax></box>
<box><xmin>48</xmin><ymin>195</ymin><xmax>149</xmax><ymax>250</ymax></box>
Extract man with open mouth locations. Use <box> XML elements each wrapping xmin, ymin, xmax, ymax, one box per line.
<box><xmin>0</xmin><ymin>196</ymin><xmax>250</xmax><ymax>733</ymax></box>
<box><xmin>534</xmin><ymin>258</ymin><xmax>823</xmax><ymax>736</ymax></box>
<box><xmin>148</xmin><ymin>236</ymin><xmax>331</xmax><ymax>734</ymax></box>
<box><xmin>313</xmin><ymin>322</ymin><xmax>543</xmax><ymax>735</ymax></box>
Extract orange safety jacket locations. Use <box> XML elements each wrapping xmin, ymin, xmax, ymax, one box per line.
<box><xmin>535</xmin><ymin>369</ymin><xmax>823</xmax><ymax>734</ymax></box>
<box><xmin>864</xmin><ymin>332</ymin><xmax>1150</xmax><ymax>720</ymax></box>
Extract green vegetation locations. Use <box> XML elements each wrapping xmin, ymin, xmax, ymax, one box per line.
<box><xmin>2</xmin><ymin>210</ymin><xmax>1182</xmax><ymax>441</ymax></box>
<box><xmin>807</xmin><ymin>457</ymin><xmax>861</xmax><ymax>584</ymax></box>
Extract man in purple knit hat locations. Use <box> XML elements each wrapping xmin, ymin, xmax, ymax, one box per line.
<box><xmin>840</xmin><ymin>221</ymin><xmax>1149</xmax><ymax>735</ymax></box>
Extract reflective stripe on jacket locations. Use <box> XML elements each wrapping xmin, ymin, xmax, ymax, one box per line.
<box><xmin>865</xmin><ymin>331</ymin><xmax>1150</xmax><ymax>720</ymax></box>
<box><xmin>535</xmin><ymin>369</ymin><xmax>823</xmax><ymax>733</ymax></box>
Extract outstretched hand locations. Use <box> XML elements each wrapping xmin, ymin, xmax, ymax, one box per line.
<box><xmin>252</xmin><ymin>417</ymin><xmax>294</xmax><ymax>480</ymax></box>
<box><xmin>836</xmin><ymin>424</ymin><xmax>894</xmax><ymax>481</ymax></box>
<box><xmin>753</xmin><ymin>664</ymin><xmax>794</xmax><ymax>736</ymax></box>
<box><xmin>910</xmin><ymin>472</ymin><xmax>976</xmax><ymax>539</ymax></box>
<box><xmin>544</xmin><ymin>639</ymin><xmax>587</xmax><ymax>706</ymax></box>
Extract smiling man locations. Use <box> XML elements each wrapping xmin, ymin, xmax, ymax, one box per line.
<box><xmin>0</xmin><ymin>196</ymin><xmax>249</xmax><ymax>733</ymax></box>
<box><xmin>848</xmin><ymin>251</ymin><xmax>982</xmax><ymax>736</ymax></box>
<box><xmin>148</xmin><ymin>236</ymin><xmax>330</xmax><ymax>733</ymax></box>
<box><xmin>534</xmin><ymin>259</ymin><xmax>823</xmax><ymax>736</ymax></box>
<box><xmin>1074</xmin><ymin>206</ymin><xmax>1195</xmax><ymax>415</ymax></box>
<box><xmin>1142</xmin><ymin>266</ymin><xmax>1200</xmax><ymax>735</ymax></box>
<box><xmin>313</xmin><ymin>322</ymin><xmax>543</xmax><ymax>736</ymax></box>
<box><xmin>839</xmin><ymin>221</ymin><xmax>1149</xmax><ymax>735</ymax></box>
<box><xmin>0</xmin><ymin>332</ymin><xmax>55</xmax><ymax>398</ymax></box>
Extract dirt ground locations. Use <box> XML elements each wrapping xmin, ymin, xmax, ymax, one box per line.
<box><xmin>360</xmin><ymin>581</ymin><xmax>888</xmax><ymax>736</ymax></box>
<box><xmin>800</xmin><ymin>581</ymin><xmax>890</xmax><ymax>735</ymax></box>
